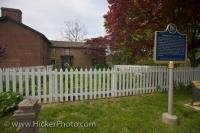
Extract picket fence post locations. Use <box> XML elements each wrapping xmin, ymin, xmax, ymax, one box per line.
<box><xmin>111</xmin><ymin>68</ymin><xmax>117</xmax><ymax>97</ymax></box>
<box><xmin>48</xmin><ymin>69</ymin><xmax>53</xmax><ymax>103</ymax></box>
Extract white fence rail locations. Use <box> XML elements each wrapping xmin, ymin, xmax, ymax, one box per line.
<box><xmin>0</xmin><ymin>66</ymin><xmax>200</xmax><ymax>103</ymax></box>
<box><xmin>1</xmin><ymin>65</ymin><xmax>53</xmax><ymax>72</ymax></box>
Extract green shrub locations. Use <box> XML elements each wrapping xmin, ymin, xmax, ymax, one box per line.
<box><xmin>0</xmin><ymin>91</ymin><xmax>23</xmax><ymax>117</ymax></box>
<box><xmin>92</xmin><ymin>63</ymin><xmax>111</xmax><ymax>69</ymax></box>
<box><xmin>135</xmin><ymin>57</ymin><xmax>156</xmax><ymax>65</ymax></box>
<box><xmin>174</xmin><ymin>82</ymin><xmax>193</xmax><ymax>95</ymax></box>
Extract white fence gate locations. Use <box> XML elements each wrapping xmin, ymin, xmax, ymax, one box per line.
<box><xmin>0</xmin><ymin>66</ymin><xmax>200</xmax><ymax>103</ymax></box>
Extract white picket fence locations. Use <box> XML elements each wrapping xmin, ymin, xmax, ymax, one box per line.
<box><xmin>0</xmin><ymin>66</ymin><xmax>200</xmax><ymax>103</ymax></box>
<box><xmin>0</xmin><ymin>65</ymin><xmax>53</xmax><ymax>72</ymax></box>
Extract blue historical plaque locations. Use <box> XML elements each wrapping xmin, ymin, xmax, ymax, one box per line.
<box><xmin>154</xmin><ymin>23</ymin><xmax>187</xmax><ymax>63</ymax></box>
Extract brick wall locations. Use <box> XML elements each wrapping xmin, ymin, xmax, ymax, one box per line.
<box><xmin>51</xmin><ymin>47</ymin><xmax>93</xmax><ymax>68</ymax></box>
<box><xmin>0</xmin><ymin>19</ymin><xmax>50</xmax><ymax>67</ymax></box>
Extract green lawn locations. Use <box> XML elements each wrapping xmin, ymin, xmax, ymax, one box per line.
<box><xmin>1</xmin><ymin>86</ymin><xmax>200</xmax><ymax>133</ymax></box>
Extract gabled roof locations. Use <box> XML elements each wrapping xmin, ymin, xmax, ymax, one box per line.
<box><xmin>50</xmin><ymin>40</ymin><xmax>84</xmax><ymax>48</ymax></box>
<box><xmin>0</xmin><ymin>16</ymin><xmax>51</xmax><ymax>45</ymax></box>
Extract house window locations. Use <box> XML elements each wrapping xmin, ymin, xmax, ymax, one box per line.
<box><xmin>61</xmin><ymin>55</ymin><xmax>73</xmax><ymax>67</ymax></box>
<box><xmin>51</xmin><ymin>48</ymin><xmax>55</xmax><ymax>57</ymax></box>
<box><xmin>50</xmin><ymin>59</ymin><xmax>56</xmax><ymax>65</ymax></box>
<box><xmin>64</xmin><ymin>49</ymin><xmax>70</xmax><ymax>55</ymax></box>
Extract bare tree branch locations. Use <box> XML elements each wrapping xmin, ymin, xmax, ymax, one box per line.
<box><xmin>61</xmin><ymin>20</ymin><xmax>87</xmax><ymax>42</ymax></box>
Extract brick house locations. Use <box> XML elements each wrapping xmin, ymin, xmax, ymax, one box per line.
<box><xmin>0</xmin><ymin>7</ymin><xmax>51</xmax><ymax>67</ymax></box>
<box><xmin>50</xmin><ymin>40</ymin><xmax>105</xmax><ymax>68</ymax></box>
<box><xmin>0</xmin><ymin>7</ymin><xmax>105</xmax><ymax>68</ymax></box>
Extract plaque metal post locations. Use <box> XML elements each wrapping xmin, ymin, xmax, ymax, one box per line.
<box><xmin>168</xmin><ymin>61</ymin><xmax>174</xmax><ymax>114</ymax></box>
<box><xmin>162</xmin><ymin>61</ymin><xmax>178</xmax><ymax>125</ymax></box>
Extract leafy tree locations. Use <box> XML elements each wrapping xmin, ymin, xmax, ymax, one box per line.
<box><xmin>83</xmin><ymin>36</ymin><xmax>107</xmax><ymax>67</ymax></box>
<box><xmin>84</xmin><ymin>36</ymin><xmax>108</xmax><ymax>56</ymax></box>
<box><xmin>86</xmin><ymin>0</ymin><xmax>200</xmax><ymax>66</ymax></box>
<box><xmin>188</xmin><ymin>48</ymin><xmax>200</xmax><ymax>67</ymax></box>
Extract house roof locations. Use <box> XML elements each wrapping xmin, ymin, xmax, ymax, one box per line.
<box><xmin>0</xmin><ymin>16</ymin><xmax>51</xmax><ymax>45</ymax></box>
<box><xmin>50</xmin><ymin>40</ymin><xmax>85</xmax><ymax>48</ymax></box>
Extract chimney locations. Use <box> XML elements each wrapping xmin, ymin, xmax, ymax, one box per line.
<box><xmin>1</xmin><ymin>7</ymin><xmax>22</xmax><ymax>23</ymax></box>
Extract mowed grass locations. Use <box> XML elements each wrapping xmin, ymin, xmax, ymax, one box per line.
<box><xmin>1</xmin><ymin>86</ymin><xmax>200</xmax><ymax>133</ymax></box>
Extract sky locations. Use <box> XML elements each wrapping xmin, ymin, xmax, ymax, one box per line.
<box><xmin>0</xmin><ymin>0</ymin><xmax>109</xmax><ymax>40</ymax></box>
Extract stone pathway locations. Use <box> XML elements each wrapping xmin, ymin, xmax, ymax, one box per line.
<box><xmin>184</xmin><ymin>102</ymin><xmax>200</xmax><ymax>111</ymax></box>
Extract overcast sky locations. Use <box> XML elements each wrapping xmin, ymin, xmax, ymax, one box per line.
<box><xmin>0</xmin><ymin>0</ymin><xmax>108</xmax><ymax>40</ymax></box>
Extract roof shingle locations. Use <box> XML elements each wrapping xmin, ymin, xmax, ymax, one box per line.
<box><xmin>50</xmin><ymin>40</ymin><xmax>85</xmax><ymax>48</ymax></box>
